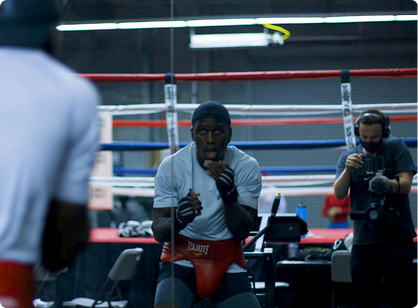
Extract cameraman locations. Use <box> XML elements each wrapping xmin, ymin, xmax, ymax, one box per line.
<box><xmin>334</xmin><ymin>109</ymin><xmax>416</xmax><ymax>308</ymax></box>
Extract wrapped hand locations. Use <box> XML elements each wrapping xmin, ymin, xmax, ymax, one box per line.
<box><xmin>176</xmin><ymin>192</ymin><xmax>202</xmax><ymax>228</ymax></box>
<box><xmin>216</xmin><ymin>166</ymin><xmax>238</xmax><ymax>206</ymax></box>
<box><xmin>176</xmin><ymin>197</ymin><xmax>196</xmax><ymax>225</ymax></box>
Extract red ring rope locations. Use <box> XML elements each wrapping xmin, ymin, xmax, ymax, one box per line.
<box><xmin>80</xmin><ymin>68</ymin><xmax>417</xmax><ymax>83</ymax></box>
<box><xmin>113</xmin><ymin>115</ymin><xmax>417</xmax><ymax>128</ymax></box>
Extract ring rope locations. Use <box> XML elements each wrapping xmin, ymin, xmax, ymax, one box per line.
<box><xmin>113</xmin><ymin>115</ymin><xmax>417</xmax><ymax>127</ymax></box>
<box><xmin>90</xmin><ymin>69</ymin><xmax>416</xmax><ymax>199</ymax></box>
<box><xmin>113</xmin><ymin>166</ymin><xmax>338</xmax><ymax>176</ymax></box>
<box><xmin>90</xmin><ymin>175</ymin><xmax>417</xmax><ymax>188</ymax></box>
<box><xmin>98</xmin><ymin>103</ymin><xmax>417</xmax><ymax>116</ymax></box>
<box><xmin>109</xmin><ymin>186</ymin><xmax>417</xmax><ymax>198</ymax></box>
<box><xmin>91</xmin><ymin>176</ymin><xmax>417</xmax><ymax>198</ymax></box>
<box><xmin>112</xmin><ymin>165</ymin><xmax>416</xmax><ymax>176</ymax></box>
<box><xmin>102</xmin><ymin>138</ymin><xmax>417</xmax><ymax>151</ymax></box>
<box><xmin>80</xmin><ymin>68</ymin><xmax>417</xmax><ymax>82</ymax></box>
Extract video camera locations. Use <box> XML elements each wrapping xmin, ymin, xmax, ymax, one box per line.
<box><xmin>354</xmin><ymin>154</ymin><xmax>384</xmax><ymax>177</ymax></box>
<box><xmin>350</xmin><ymin>155</ymin><xmax>400</xmax><ymax>228</ymax></box>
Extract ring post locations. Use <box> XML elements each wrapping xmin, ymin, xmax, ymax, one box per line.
<box><xmin>341</xmin><ymin>69</ymin><xmax>356</xmax><ymax>148</ymax></box>
<box><xmin>164</xmin><ymin>73</ymin><xmax>180</xmax><ymax>154</ymax></box>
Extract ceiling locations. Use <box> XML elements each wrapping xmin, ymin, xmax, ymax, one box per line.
<box><xmin>55</xmin><ymin>0</ymin><xmax>417</xmax><ymax>75</ymax></box>
<box><xmin>57</xmin><ymin>0</ymin><xmax>417</xmax><ymax>50</ymax></box>
<box><xmin>60</xmin><ymin>0</ymin><xmax>416</xmax><ymax>21</ymax></box>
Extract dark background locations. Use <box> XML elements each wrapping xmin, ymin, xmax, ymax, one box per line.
<box><xmin>55</xmin><ymin>0</ymin><xmax>417</xmax><ymax>228</ymax></box>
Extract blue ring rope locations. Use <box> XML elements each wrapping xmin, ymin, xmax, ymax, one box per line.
<box><xmin>102</xmin><ymin>138</ymin><xmax>417</xmax><ymax>151</ymax></box>
<box><xmin>113</xmin><ymin>164</ymin><xmax>418</xmax><ymax>176</ymax></box>
<box><xmin>113</xmin><ymin>166</ymin><xmax>338</xmax><ymax>176</ymax></box>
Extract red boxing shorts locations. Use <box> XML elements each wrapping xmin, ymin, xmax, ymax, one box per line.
<box><xmin>0</xmin><ymin>261</ymin><xmax>35</xmax><ymax>308</ymax></box>
<box><xmin>161</xmin><ymin>235</ymin><xmax>247</xmax><ymax>298</ymax></box>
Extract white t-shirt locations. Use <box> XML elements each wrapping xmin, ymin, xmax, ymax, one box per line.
<box><xmin>154</xmin><ymin>143</ymin><xmax>262</xmax><ymax>272</ymax></box>
<box><xmin>0</xmin><ymin>47</ymin><xmax>100</xmax><ymax>265</ymax></box>
<box><xmin>154</xmin><ymin>143</ymin><xmax>262</xmax><ymax>241</ymax></box>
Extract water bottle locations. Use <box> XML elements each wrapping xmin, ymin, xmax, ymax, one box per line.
<box><xmin>288</xmin><ymin>243</ymin><xmax>299</xmax><ymax>259</ymax></box>
<box><xmin>296</xmin><ymin>203</ymin><xmax>307</xmax><ymax>238</ymax></box>
<box><xmin>296</xmin><ymin>202</ymin><xmax>307</xmax><ymax>222</ymax></box>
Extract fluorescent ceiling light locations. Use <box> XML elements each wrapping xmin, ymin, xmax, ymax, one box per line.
<box><xmin>395</xmin><ymin>15</ymin><xmax>418</xmax><ymax>21</ymax></box>
<box><xmin>190</xmin><ymin>32</ymin><xmax>284</xmax><ymax>49</ymax></box>
<box><xmin>325</xmin><ymin>15</ymin><xmax>396</xmax><ymax>23</ymax></box>
<box><xmin>186</xmin><ymin>18</ymin><xmax>256</xmax><ymax>27</ymax></box>
<box><xmin>57</xmin><ymin>23</ymin><xmax>118</xmax><ymax>31</ymax></box>
<box><xmin>118</xmin><ymin>20</ymin><xmax>187</xmax><ymax>29</ymax></box>
<box><xmin>56</xmin><ymin>14</ymin><xmax>417</xmax><ymax>32</ymax></box>
<box><xmin>255</xmin><ymin>17</ymin><xmax>325</xmax><ymax>24</ymax></box>
<box><xmin>56</xmin><ymin>21</ymin><xmax>186</xmax><ymax>31</ymax></box>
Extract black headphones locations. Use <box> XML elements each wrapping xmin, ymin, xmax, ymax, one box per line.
<box><xmin>354</xmin><ymin>112</ymin><xmax>391</xmax><ymax>138</ymax></box>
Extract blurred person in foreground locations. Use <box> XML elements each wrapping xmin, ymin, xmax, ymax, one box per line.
<box><xmin>0</xmin><ymin>0</ymin><xmax>100</xmax><ymax>306</ymax></box>
<box><xmin>334</xmin><ymin>109</ymin><xmax>416</xmax><ymax>308</ymax></box>
<box><xmin>152</xmin><ymin>101</ymin><xmax>262</xmax><ymax>308</ymax></box>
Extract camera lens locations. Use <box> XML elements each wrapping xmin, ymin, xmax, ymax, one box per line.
<box><xmin>368</xmin><ymin>208</ymin><xmax>379</xmax><ymax>221</ymax></box>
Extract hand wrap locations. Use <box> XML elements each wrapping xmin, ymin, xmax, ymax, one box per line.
<box><xmin>216</xmin><ymin>166</ymin><xmax>238</xmax><ymax>206</ymax></box>
<box><xmin>176</xmin><ymin>197</ymin><xmax>195</xmax><ymax>228</ymax></box>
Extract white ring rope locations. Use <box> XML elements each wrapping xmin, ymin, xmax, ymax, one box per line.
<box><xmin>91</xmin><ymin>175</ymin><xmax>338</xmax><ymax>187</ymax></box>
<box><xmin>91</xmin><ymin>175</ymin><xmax>417</xmax><ymax>186</ymax></box>
<box><xmin>91</xmin><ymin>173</ymin><xmax>418</xmax><ymax>198</ymax></box>
<box><xmin>98</xmin><ymin>103</ymin><xmax>417</xmax><ymax>116</ymax></box>
<box><xmin>93</xmin><ymin>101</ymin><xmax>417</xmax><ymax>197</ymax></box>
<box><xmin>110</xmin><ymin>186</ymin><xmax>417</xmax><ymax>198</ymax></box>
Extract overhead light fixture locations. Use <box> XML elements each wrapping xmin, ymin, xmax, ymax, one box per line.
<box><xmin>118</xmin><ymin>20</ymin><xmax>187</xmax><ymax>29</ymax></box>
<box><xmin>189</xmin><ymin>32</ymin><xmax>284</xmax><ymax>49</ymax></box>
<box><xmin>255</xmin><ymin>17</ymin><xmax>325</xmax><ymax>24</ymax></box>
<box><xmin>325</xmin><ymin>15</ymin><xmax>397</xmax><ymax>23</ymax></box>
<box><xmin>57</xmin><ymin>23</ymin><xmax>118</xmax><ymax>31</ymax></box>
<box><xmin>393</xmin><ymin>14</ymin><xmax>418</xmax><ymax>21</ymax></box>
<box><xmin>56</xmin><ymin>20</ymin><xmax>187</xmax><ymax>31</ymax></box>
<box><xmin>56</xmin><ymin>14</ymin><xmax>417</xmax><ymax>32</ymax></box>
<box><xmin>186</xmin><ymin>18</ymin><xmax>256</xmax><ymax>27</ymax></box>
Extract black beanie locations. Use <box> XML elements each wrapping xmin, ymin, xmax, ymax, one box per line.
<box><xmin>192</xmin><ymin>101</ymin><xmax>231</xmax><ymax>126</ymax></box>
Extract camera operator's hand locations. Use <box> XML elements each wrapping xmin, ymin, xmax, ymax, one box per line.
<box><xmin>203</xmin><ymin>160</ymin><xmax>238</xmax><ymax>206</ymax></box>
<box><xmin>176</xmin><ymin>192</ymin><xmax>202</xmax><ymax>227</ymax></box>
<box><xmin>334</xmin><ymin>153</ymin><xmax>365</xmax><ymax>200</ymax></box>
<box><xmin>345</xmin><ymin>153</ymin><xmax>364</xmax><ymax>172</ymax></box>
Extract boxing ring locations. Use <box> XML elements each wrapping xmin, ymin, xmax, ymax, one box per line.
<box><xmin>38</xmin><ymin>68</ymin><xmax>415</xmax><ymax>308</ymax></box>
<box><xmin>83</xmin><ymin>68</ymin><xmax>417</xmax><ymax>209</ymax></box>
